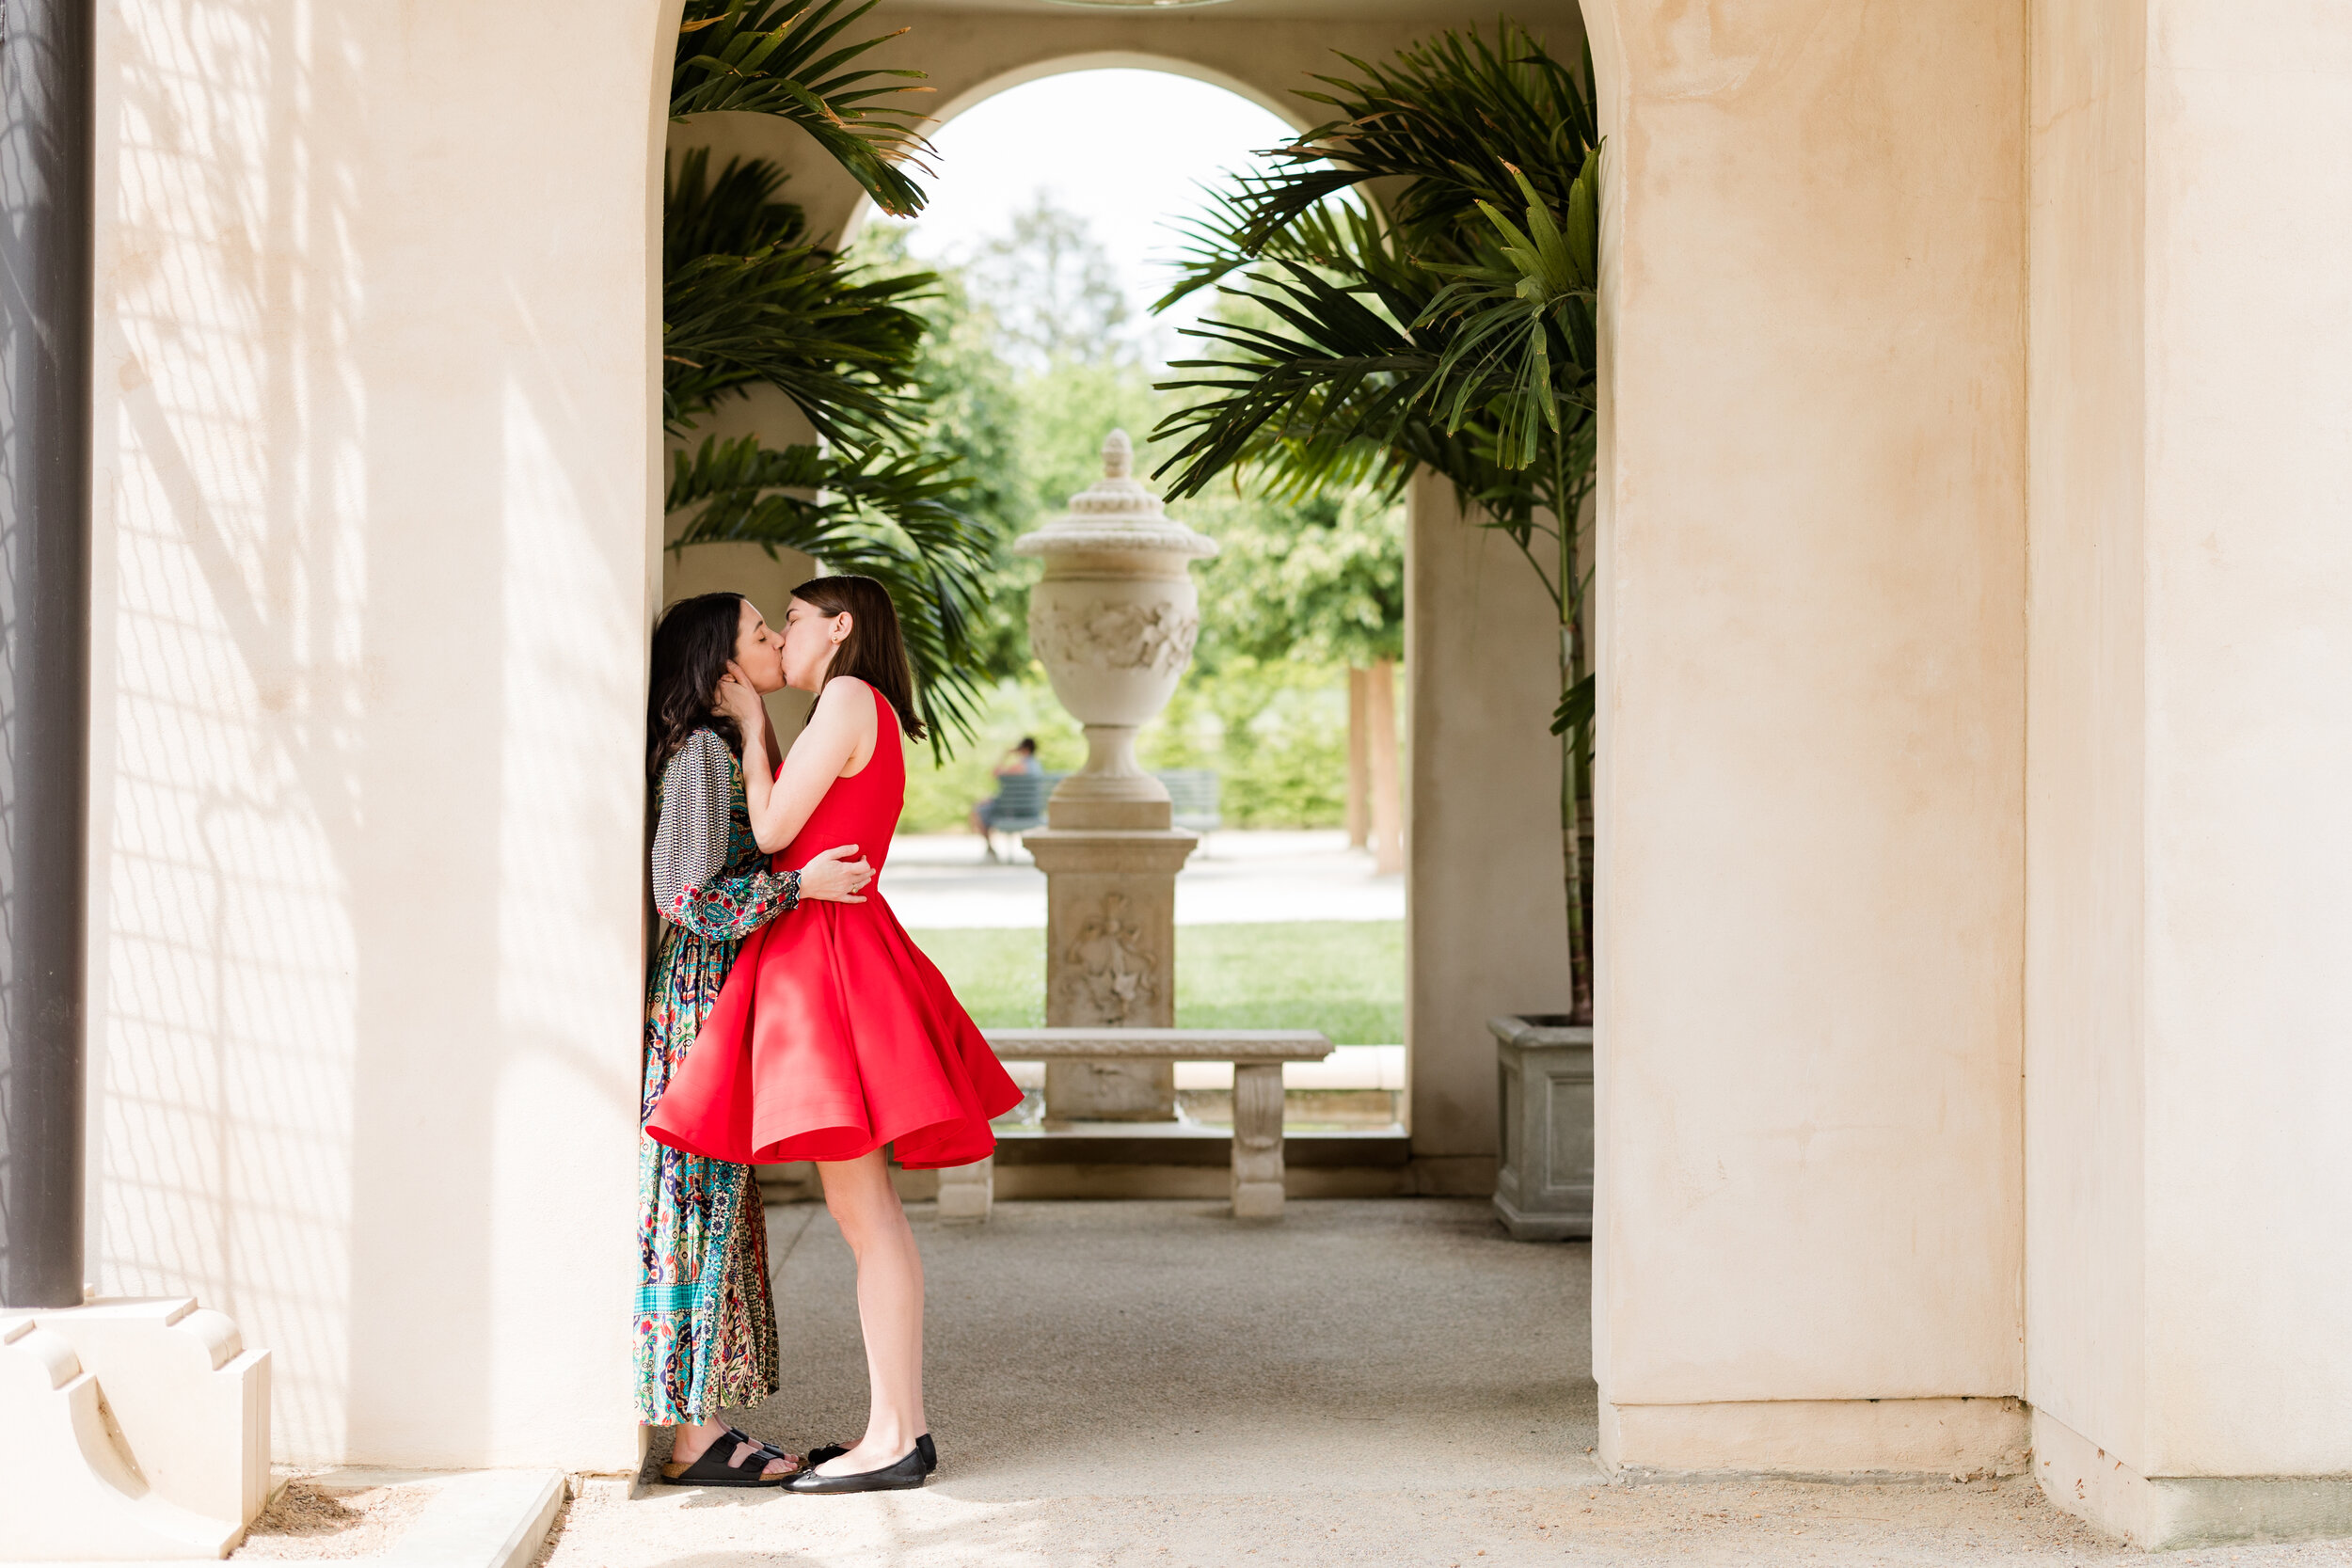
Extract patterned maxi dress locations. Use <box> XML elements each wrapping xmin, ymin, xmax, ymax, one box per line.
<box><xmin>636</xmin><ymin>726</ymin><xmax>800</xmax><ymax>1425</ymax></box>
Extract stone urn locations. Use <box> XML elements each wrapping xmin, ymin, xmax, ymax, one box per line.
<box><xmin>1014</xmin><ymin>430</ymin><xmax>1217</xmax><ymax>830</ymax></box>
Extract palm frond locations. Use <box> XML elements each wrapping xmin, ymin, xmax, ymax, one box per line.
<box><xmin>1418</xmin><ymin>151</ymin><xmax>1601</xmax><ymax>469</ymax></box>
<box><xmin>661</xmin><ymin>150</ymin><xmax>935</xmax><ymax>441</ymax></box>
<box><xmin>1283</xmin><ymin>25</ymin><xmax>1598</xmax><ymax>249</ymax></box>
<box><xmin>1151</xmin><ymin>206</ymin><xmax>1446</xmax><ymax>499</ymax></box>
<box><xmin>663</xmin><ymin>146</ymin><xmax>806</xmax><ymax>271</ymax></box>
<box><xmin>1151</xmin><ymin>21</ymin><xmax>1600</xmax><ymax>526</ymax></box>
<box><xmin>672</xmin><ymin>0</ymin><xmax>934</xmax><ymax>217</ymax></box>
<box><xmin>667</xmin><ymin>435</ymin><xmax>996</xmax><ymax>749</ymax></box>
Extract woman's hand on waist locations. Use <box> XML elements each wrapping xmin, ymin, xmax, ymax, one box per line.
<box><xmin>798</xmin><ymin>843</ymin><xmax>870</xmax><ymax>904</ymax></box>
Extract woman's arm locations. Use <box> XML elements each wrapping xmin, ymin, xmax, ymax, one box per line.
<box><xmin>714</xmin><ymin>665</ymin><xmax>790</xmax><ymax>848</ymax></box>
<box><xmin>728</xmin><ymin>674</ymin><xmax>877</xmax><ymax>856</ymax></box>
<box><xmin>652</xmin><ymin>732</ymin><xmax>868</xmax><ymax>940</ymax></box>
<box><xmin>652</xmin><ymin>731</ymin><xmax>798</xmax><ymax>940</ymax></box>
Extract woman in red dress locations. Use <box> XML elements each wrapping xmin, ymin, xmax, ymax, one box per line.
<box><xmin>644</xmin><ymin>575</ymin><xmax>1023</xmax><ymax>1494</ymax></box>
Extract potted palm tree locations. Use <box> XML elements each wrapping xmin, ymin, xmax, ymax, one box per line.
<box><xmin>1150</xmin><ymin>21</ymin><xmax>1600</xmax><ymax>1238</ymax></box>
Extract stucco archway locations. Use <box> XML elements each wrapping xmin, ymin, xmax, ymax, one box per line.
<box><xmin>661</xmin><ymin>15</ymin><xmax>1581</xmax><ymax>1193</ymax></box>
<box><xmin>72</xmin><ymin>0</ymin><xmax>2352</xmax><ymax>1526</ymax></box>
<box><xmin>826</xmin><ymin>52</ymin><xmax>1315</xmax><ymax>255</ymax></box>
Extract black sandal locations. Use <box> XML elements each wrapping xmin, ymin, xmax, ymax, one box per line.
<box><xmin>658</xmin><ymin>1433</ymin><xmax>800</xmax><ymax>1487</ymax></box>
<box><xmin>804</xmin><ymin>1433</ymin><xmax>934</xmax><ymax>1473</ymax></box>
<box><xmin>723</xmin><ymin>1426</ymin><xmax>802</xmax><ymax>1470</ymax></box>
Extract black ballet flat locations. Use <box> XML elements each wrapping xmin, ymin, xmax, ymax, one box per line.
<box><xmin>805</xmin><ymin>1432</ymin><xmax>934</xmax><ymax>1473</ymax></box>
<box><xmin>785</xmin><ymin>1445</ymin><xmax>928</xmax><ymax>1494</ymax></box>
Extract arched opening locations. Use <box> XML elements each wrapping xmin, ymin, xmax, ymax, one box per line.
<box><xmin>634</xmin><ymin>3</ymin><xmax>1596</xmax><ymax>1518</ymax></box>
<box><xmin>659</xmin><ymin>56</ymin><xmax>1417</xmax><ymax>1180</ymax></box>
<box><xmin>831</xmin><ymin>61</ymin><xmax>1413</xmax><ymax>1185</ymax></box>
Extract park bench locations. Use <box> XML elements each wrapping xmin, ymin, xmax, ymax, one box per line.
<box><xmin>980</xmin><ymin>768</ymin><xmax>1220</xmax><ymax>857</ymax></box>
<box><xmin>938</xmin><ymin>1027</ymin><xmax>1333</xmax><ymax>1221</ymax></box>
<box><xmin>979</xmin><ymin>771</ymin><xmax>1063</xmax><ymax>859</ymax></box>
<box><xmin>1156</xmin><ymin>768</ymin><xmax>1222</xmax><ymax>833</ymax></box>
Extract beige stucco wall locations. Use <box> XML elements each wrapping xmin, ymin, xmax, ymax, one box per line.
<box><xmin>1405</xmin><ymin>478</ymin><xmax>1573</xmax><ymax>1174</ymax></box>
<box><xmin>2137</xmin><ymin>0</ymin><xmax>2352</xmax><ymax>1480</ymax></box>
<box><xmin>2026</xmin><ymin>0</ymin><xmax>2352</xmax><ymax>1524</ymax></box>
<box><xmin>82</xmin><ymin>0</ymin><xmax>677</xmax><ymax>1469</ymax></box>
<box><xmin>1584</xmin><ymin>0</ymin><xmax>2029</xmax><ymax>1467</ymax></box>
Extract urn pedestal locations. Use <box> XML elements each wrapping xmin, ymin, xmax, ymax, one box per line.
<box><xmin>1015</xmin><ymin>432</ymin><xmax>1217</xmax><ymax>1120</ymax></box>
<box><xmin>1026</xmin><ymin>830</ymin><xmax>1198</xmax><ymax>1117</ymax></box>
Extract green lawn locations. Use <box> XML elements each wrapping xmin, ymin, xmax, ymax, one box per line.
<box><xmin>908</xmin><ymin>920</ymin><xmax>1404</xmax><ymax>1046</ymax></box>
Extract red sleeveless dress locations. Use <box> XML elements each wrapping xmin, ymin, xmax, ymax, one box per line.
<box><xmin>644</xmin><ymin>683</ymin><xmax>1022</xmax><ymax>1168</ymax></box>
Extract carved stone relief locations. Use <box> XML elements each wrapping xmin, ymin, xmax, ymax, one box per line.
<box><xmin>1027</xmin><ymin>597</ymin><xmax>1200</xmax><ymax>677</ymax></box>
<box><xmin>1056</xmin><ymin>893</ymin><xmax>1161</xmax><ymax>1025</ymax></box>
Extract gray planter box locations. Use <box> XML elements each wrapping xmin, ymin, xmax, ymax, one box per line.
<box><xmin>1489</xmin><ymin>1014</ymin><xmax>1594</xmax><ymax>1241</ymax></box>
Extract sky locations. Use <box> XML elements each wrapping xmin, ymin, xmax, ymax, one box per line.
<box><xmin>893</xmin><ymin>70</ymin><xmax>1306</xmax><ymax>356</ymax></box>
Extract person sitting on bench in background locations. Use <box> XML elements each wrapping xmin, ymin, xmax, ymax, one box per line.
<box><xmin>969</xmin><ymin>736</ymin><xmax>1041</xmax><ymax>835</ymax></box>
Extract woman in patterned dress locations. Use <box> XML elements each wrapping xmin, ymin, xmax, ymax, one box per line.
<box><xmin>640</xmin><ymin>592</ymin><xmax>873</xmax><ymax>1486</ymax></box>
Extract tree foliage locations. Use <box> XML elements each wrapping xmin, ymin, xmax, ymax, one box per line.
<box><xmin>850</xmin><ymin>211</ymin><xmax>1167</xmax><ymax>684</ymax></box>
<box><xmin>1190</xmin><ymin>490</ymin><xmax>1403</xmax><ymax>672</ymax></box>
<box><xmin>965</xmin><ymin>195</ymin><xmax>1137</xmax><ymax>370</ymax></box>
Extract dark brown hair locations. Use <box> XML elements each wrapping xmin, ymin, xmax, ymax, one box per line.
<box><xmin>646</xmin><ymin>592</ymin><xmax>747</xmax><ymax>783</ymax></box>
<box><xmin>790</xmin><ymin>575</ymin><xmax>925</xmax><ymax>741</ymax></box>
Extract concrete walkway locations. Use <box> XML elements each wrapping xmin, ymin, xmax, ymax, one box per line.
<box><xmin>540</xmin><ymin>1201</ymin><xmax>2351</xmax><ymax>1566</ymax></box>
<box><xmin>885</xmin><ymin>830</ymin><xmax>1405</xmax><ymax>928</ymax></box>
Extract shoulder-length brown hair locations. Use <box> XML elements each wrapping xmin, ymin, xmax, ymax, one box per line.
<box><xmin>791</xmin><ymin>575</ymin><xmax>926</xmax><ymax>741</ymax></box>
<box><xmin>646</xmin><ymin>592</ymin><xmax>746</xmax><ymax>783</ymax></box>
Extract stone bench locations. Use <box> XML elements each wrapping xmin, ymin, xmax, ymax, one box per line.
<box><xmin>939</xmin><ymin>1028</ymin><xmax>1333</xmax><ymax>1222</ymax></box>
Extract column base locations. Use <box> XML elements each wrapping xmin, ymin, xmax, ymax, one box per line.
<box><xmin>937</xmin><ymin>1157</ymin><xmax>994</xmax><ymax>1223</ymax></box>
<box><xmin>2034</xmin><ymin>1407</ymin><xmax>2352</xmax><ymax>1549</ymax></box>
<box><xmin>1231</xmin><ymin>1181</ymin><xmax>1285</xmax><ymax>1219</ymax></box>
<box><xmin>0</xmin><ymin>1298</ymin><xmax>270</xmax><ymax>1560</ymax></box>
<box><xmin>1600</xmin><ymin>1396</ymin><xmax>2027</xmax><ymax>1481</ymax></box>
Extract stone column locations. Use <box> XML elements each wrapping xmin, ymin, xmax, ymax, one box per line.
<box><xmin>2023</xmin><ymin>2</ymin><xmax>2352</xmax><ymax>1544</ymax></box>
<box><xmin>0</xmin><ymin>0</ymin><xmax>96</xmax><ymax>1312</ymax></box>
<box><xmin>1016</xmin><ymin>432</ymin><xmax>1216</xmax><ymax>1119</ymax></box>
<box><xmin>1582</xmin><ymin>0</ymin><xmax>2029</xmax><ymax>1481</ymax></box>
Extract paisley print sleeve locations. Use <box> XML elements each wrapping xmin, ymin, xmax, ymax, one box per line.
<box><xmin>653</xmin><ymin>729</ymin><xmax>801</xmax><ymax>940</ymax></box>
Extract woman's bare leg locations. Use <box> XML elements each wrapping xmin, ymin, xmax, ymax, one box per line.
<box><xmin>813</xmin><ymin>1149</ymin><xmax>926</xmax><ymax>1473</ymax></box>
